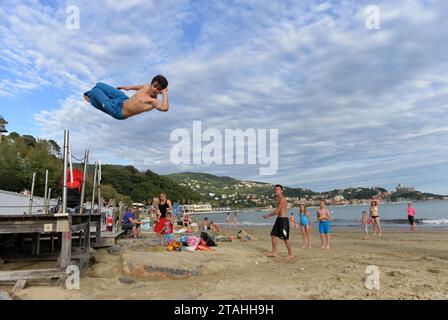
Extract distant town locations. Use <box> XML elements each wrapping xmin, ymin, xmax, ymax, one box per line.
<box><xmin>172</xmin><ymin>173</ymin><xmax>448</xmax><ymax>208</ymax></box>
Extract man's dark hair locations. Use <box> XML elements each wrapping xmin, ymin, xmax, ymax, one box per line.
<box><xmin>151</xmin><ymin>75</ymin><xmax>168</xmax><ymax>90</ymax></box>
<box><xmin>275</xmin><ymin>184</ymin><xmax>283</xmax><ymax>190</ymax></box>
<box><xmin>204</xmin><ymin>217</ymin><xmax>208</xmax><ymax>221</ymax></box>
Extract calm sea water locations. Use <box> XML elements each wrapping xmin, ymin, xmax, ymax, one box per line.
<box><xmin>191</xmin><ymin>201</ymin><xmax>448</xmax><ymax>229</ymax></box>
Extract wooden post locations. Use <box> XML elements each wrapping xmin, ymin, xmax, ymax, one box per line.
<box><xmin>59</xmin><ymin>229</ymin><xmax>71</xmax><ymax>269</ymax></box>
<box><xmin>59</xmin><ymin>130</ymin><xmax>71</xmax><ymax>270</ymax></box>
<box><xmin>27</xmin><ymin>172</ymin><xmax>36</xmax><ymax>215</ymax></box>
<box><xmin>79</xmin><ymin>150</ymin><xmax>89</xmax><ymax>214</ymax></box>
<box><xmin>43</xmin><ymin>170</ymin><xmax>48</xmax><ymax>214</ymax></box>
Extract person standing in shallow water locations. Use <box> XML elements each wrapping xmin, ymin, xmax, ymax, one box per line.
<box><xmin>263</xmin><ymin>185</ymin><xmax>293</xmax><ymax>259</ymax></box>
<box><xmin>407</xmin><ymin>202</ymin><xmax>417</xmax><ymax>232</ymax></box>
<box><xmin>233</xmin><ymin>210</ymin><xmax>238</xmax><ymax>231</ymax></box>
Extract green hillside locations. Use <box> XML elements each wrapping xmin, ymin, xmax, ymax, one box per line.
<box><xmin>0</xmin><ymin>133</ymin><xmax>202</xmax><ymax>204</ymax></box>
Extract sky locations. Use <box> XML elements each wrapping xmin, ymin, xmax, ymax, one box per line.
<box><xmin>0</xmin><ymin>0</ymin><xmax>447</xmax><ymax>194</ymax></box>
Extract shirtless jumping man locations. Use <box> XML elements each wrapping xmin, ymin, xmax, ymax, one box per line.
<box><xmin>263</xmin><ymin>184</ymin><xmax>293</xmax><ymax>259</ymax></box>
<box><xmin>83</xmin><ymin>75</ymin><xmax>169</xmax><ymax>120</ymax></box>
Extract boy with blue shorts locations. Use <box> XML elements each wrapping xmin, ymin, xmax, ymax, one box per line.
<box><xmin>317</xmin><ymin>199</ymin><xmax>331</xmax><ymax>249</ymax></box>
<box><xmin>83</xmin><ymin>75</ymin><xmax>169</xmax><ymax>120</ymax></box>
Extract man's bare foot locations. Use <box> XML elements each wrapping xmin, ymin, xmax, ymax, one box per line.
<box><xmin>83</xmin><ymin>95</ymin><xmax>90</xmax><ymax>103</ymax></box>
<box><xmin>308</xmin><ymin>245</ymin><xmax>312</xmax><ymax>249</ymax></box>
<box><xmin>325</xmin><ymin>246</ymin><xmax>330</xmax><ymax>250</ymax></box>
<box><xmin>284</xmin><ymin>255</ymin><xmax>294</xmax><ymax>259</ymax></box>
<box><xmin>302</xmin><ymin>245</ymin><xmax>306</xmax><ymax>248</ymax></box>
<box><xmin>265</xmin><ymin>252</ymin><xmax>277</xmax><ymax>257</ymax></box>
<box><xmin>321</xmin><ymin>245</ymin><xmax>325</xmax><ymax>249</ymax></box>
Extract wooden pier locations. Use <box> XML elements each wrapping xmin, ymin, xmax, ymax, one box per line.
<box><xmin>0</xmin><ymin>130</ymin><xmax>123</xmax><ymax>290</ymax></box>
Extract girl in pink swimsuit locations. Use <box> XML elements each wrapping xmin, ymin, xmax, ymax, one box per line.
<box><xmin>407</xmin><ymin>202</ymin><xmax>417</xmax><ymax>232</ymax></box>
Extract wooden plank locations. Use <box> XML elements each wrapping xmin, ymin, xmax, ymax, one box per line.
<box><xmin>0</xmin><ymin>223</ymin><xmax>57</xmax><ymax>234</ymax></box>
<box><xmin>0</xmin><ymin>269</ymin><xmax>64</xmax><ymax>282</ymax></box>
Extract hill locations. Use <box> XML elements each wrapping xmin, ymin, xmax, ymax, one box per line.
<box><xmin>0</xmin><ymin>133</ymin><xmax>202</xmax><ymax>204</ymax></box>
<box><xmin>165</xmin><ymin>172</ymin><xmax>318</xmax><ymax>207</ymax></box>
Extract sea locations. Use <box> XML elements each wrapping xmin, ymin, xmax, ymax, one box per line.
<box><xmin>191</xmin><ymin>200</ymin><xmax>448</xmax><ymax>229</ymax></box>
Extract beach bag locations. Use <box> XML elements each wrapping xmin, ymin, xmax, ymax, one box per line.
<box><xmin>200</xmin><ymin>232</ymin><xmax>216</xmax><ymax>247</ymax></box>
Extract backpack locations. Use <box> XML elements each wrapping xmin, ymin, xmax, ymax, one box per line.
<box><xmin>200</xmin><ymin>232</ymin><xmax>216</xmax><ymax>247</ymax></box>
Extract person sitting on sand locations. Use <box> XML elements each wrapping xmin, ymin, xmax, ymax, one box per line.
<box><xmin>407</xmin><ymin>202</ymin><xmax>417</xmax><ymax>232</ymax></box>
<box><xmin>182</xmin><ymin>210</ymin><xmax>190</xmax><ymax>228</ymax></box>
<box><xmin>83</xmin><ymin>75</ymin><xmax>169</xmax><ymax>120</ymax></box>
<box><xmin>262</xmin><ymin>185</ymin><xmax>293</xmax><ymax>259</ymax></box>
<box><xmin>297</xmin><ymin>203</ymin><xmax>313</xmax><ymax>249</ymax></box>
<box><xmin>317</xmin><ymin>200</ymin><xmax>331</xmax><ymax>249</ymax></box>
<box><xmin>210</xmin><ymin>221</ymin><xmax>220</xmax><ymax>233</ymax></box>
<box><xmin>362</xmin><ymin>209</ymin><xmax>369</xmax><ymax>240</ymax></box>
<box><xmin>122</xmin><ymin>205</ymin><xmax>142</xmax><ymax>238</ymax></box>
<box><xmin>370</xmin><ymin>199</ymin><xmax>383</xmax><ymax>239</ymax></box>
<box><xmin>163</xmin><ymin>212</ymin><xmax>174</xmax><ymax>246</ymax></box>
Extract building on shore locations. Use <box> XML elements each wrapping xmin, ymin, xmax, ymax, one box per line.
<box><xmin>0</xmin><ymin>114</ymin><xmax>8</xmax><ymax>142</ymax></box>
<box><xmin>396</xmin><ymin>183</ymin><xmax>415</xmax><ymax>194</ymax></box>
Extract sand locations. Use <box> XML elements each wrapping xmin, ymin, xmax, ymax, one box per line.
<box><xmin>2</xmin><ymin>227</ymin><xmax>448</xmax><ymax>300</ymax></box>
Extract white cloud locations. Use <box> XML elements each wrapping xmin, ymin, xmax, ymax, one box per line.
<box><xmin>1</xmin><ymin>0</ymin><xmax>447</xmax><ymax>193</ymax></box>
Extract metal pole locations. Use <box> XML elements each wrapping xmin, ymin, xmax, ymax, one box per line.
<box><xmin>62</xmin><ymin>130</ymin><xmax>69</xmax><ymax>214</ymax></box>
<box><xmin>98</xmin><ymin>160</ymin><xmax>101</xmax><ymax>211</ymax></box>
<box><xmin>47</xmin><ymin>188</ymin><xmax>52</xmax><ymax>214</ymax></box>
<box><xmin>28</xmin><ymin>172</ymin><xmax>36</xmax><ymax>215</ymax></box>
<box><xmin>79</xmin><ymin>150</ymin><xmax>89</xmax><ymax>214</ymax></box>
<box><xmin>90</xmin><ymin>162</ymin><xmax>98</xmax><ymax>215</ymax></box>
<box><xmin>68</xmin><ymin>144</ymin><xmax>74</xmax><ymax>185</ymax></box>
<box><xmin>43</xmin><ymin>170</ymin><xmax>48</xmax><ymax>214</ymax></box>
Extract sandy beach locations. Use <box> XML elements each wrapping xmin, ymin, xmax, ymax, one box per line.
<box><xmin>2</xmin><ymin>227</ymin><xmax>448</xmax><ymax>300</ymax></box>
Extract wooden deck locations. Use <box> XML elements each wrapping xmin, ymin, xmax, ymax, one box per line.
<box><xmin>0</xmin><ymin>213</ymin><xmax>104</xmax><ymax>286</ymax></box>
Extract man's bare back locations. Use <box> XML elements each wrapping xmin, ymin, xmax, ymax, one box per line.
<box><xmin>83</xmin><ymin>75</ymin><xmax>169</xmax><ymax>120</ymax></box>
<box><xmin>122</xmin><ymin>85</ymin><xmax>166</xmax><ymax>118</ymax></box>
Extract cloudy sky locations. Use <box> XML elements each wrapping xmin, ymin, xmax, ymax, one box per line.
<box><xmin>1</xmin><ymin>0</ymin><xmax>447</xmax><ymax>194</ymax></box>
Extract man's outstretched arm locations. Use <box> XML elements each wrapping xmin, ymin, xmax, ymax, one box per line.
<box><xmin>117</xmin><ymin>85</ymin><xmax>144</xmax><ymax>91</ymax></box>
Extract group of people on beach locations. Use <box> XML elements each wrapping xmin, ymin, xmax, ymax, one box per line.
<box><xmin>262</xmin><ymin>185</ymin><xmax>333</xmax><ymax>259</ymax></box>
<box><xmin>122</xmin><ymin>192</ymin><xmax>174</xmax><ymax>245</ymax></box>
<box><xmin>263</xmin><ymin>184</ymin><xmax>419</xmax><ymax>258</ymax></box>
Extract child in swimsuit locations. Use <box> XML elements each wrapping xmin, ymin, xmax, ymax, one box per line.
<box><xmin>317</xmin><ymin>200</ymin><xmax>331</xmax><ymax>249</ymax></box>
<box><xmin>298</xmin><ymin>203</ymin><xmax>313</xmax><ymax>249</ymax></box>
<box><xmin>163</xmin><ymin>213</ymin><xmax>174</xmax><ymax>246</ymax></box>
<box><xmin>226</xmin><ymin>212</ymin><xmax>231</xmax><ymax>229</ymax></box>
<box><xmin>289</xmin><ymin>212</ymin><xmax>296</xmax><ymax>226</ymax></box>
<box><xmin>362</xmin><ymin>209</ymin><xmax>369</xmax><ymax>240</ymax></box>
